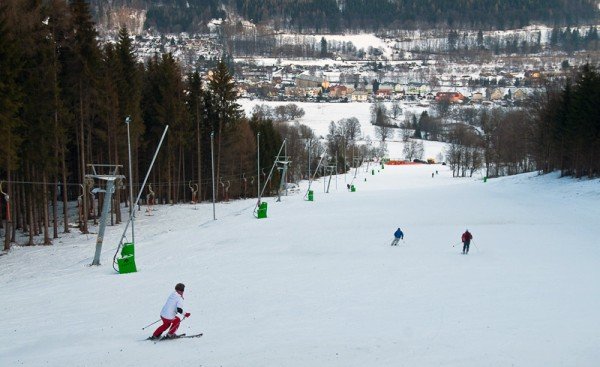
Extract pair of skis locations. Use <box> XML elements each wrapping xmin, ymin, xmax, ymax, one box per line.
<box><xmin>147</xmin><ymin>333</ymin><xmax>203</xmax><ymax>342</ymax></box>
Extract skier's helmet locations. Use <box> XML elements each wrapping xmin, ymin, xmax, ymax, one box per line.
<box><xmin>175</xmin><ymin>283</ymin><xmax>185</xmax><ymax>292</ymax></box>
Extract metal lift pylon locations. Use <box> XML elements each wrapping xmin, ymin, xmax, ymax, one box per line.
<box><xmin>86</xmin><ymin>164</ymin><xmax>124</xmax><ymax>266</ymax></box>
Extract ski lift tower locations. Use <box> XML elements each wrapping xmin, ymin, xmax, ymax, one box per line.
<box><xmin>353</xmin><ymin>157</ymin><xmax>363</xmax><ymax>178</ymax></box>
<box><xmin>86</xmin><ymin>164</ymin><xmax>124</xmax><ymax>266</ymax></box>
<box><xmin>324</xmin><ymin>164</ymin><xmax>337</xmax><ymax>193</ymax></box>
<box><xmin>275</xmin><ymin>156</ymin><xmax>291</xmax><ymax>202</ymax></box>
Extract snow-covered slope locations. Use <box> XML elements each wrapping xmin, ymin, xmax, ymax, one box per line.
<box><xmin>1</xmin><ymin>166</ymin><xmax>599</xmax><ymax>366</ymax></box>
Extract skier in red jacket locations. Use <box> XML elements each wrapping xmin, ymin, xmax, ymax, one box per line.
<box><xmin>461</xmin><ymin>229</ymin><xmax>473</xmax><ymax>254</ymax></box>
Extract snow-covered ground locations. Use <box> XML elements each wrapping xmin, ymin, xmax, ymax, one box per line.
<box><xmin>1</xmin><ymin>163</ymin><xmax>599</xmax><ymax>366</ymax></box>
<box><xmin>238</xmin><ymin>99</ymin><xmax>440</xmax><ymax>160</ymax></box>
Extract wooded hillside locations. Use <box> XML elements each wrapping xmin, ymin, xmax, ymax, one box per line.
<box><xmin>89</xmin><ymin>0</ymin><xmax>600</xmax><ymax>33</ymax></box>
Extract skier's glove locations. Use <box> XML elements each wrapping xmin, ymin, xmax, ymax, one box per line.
<box><xmin>185</xmin><ymin>312</ymin><xmax>191</xmax><ymax>318</ymax></box>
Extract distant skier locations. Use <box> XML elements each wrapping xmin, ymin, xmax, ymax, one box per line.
<box><xmin>461</xmin><ymin>229</ymin><xmax>473</xmax><ymax>254</ymax></box>
<box><xmin>149</xmin><ymin>283</ymin><xmax>191</xmax><ymax>340</ymax></box>
<box><xmin>391</xmin><ymin>227</ymin><xmax>404</xmax><ymax>246</ymax></box>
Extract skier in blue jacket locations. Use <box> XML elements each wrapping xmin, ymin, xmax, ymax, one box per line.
<box><xmin>391</xmin><ymin>228</ymin><xmax>404</xmax><ymax>246</ymax></box>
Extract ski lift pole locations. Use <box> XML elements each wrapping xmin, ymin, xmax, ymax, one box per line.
<box><xmin>91</xmin><ymin>180</ymin><xmax>116</xmax><ymax>266</ymax></box>
<box><xmin>257</xmin><ymin>132</ymin><xmax>260</xmax><ymax>205</ymax></box>
<box><xmin>304</xmin><ymin>154</ymin><xmax>325</xmax><ymax>199</ymax></box>
<box><xmin>114</xmin><ymin>125</ymin><xmax>169</xmax><ymax>267</ymax></box>
<box><xmin>254</xmin><ymin>139</ymin><xmax>286</xmax><ymax>213</ymax></box>
<box><xmin>125</xmin><ymin>116</ymin><xmax>135</xmax><ymax>245</ymax></box>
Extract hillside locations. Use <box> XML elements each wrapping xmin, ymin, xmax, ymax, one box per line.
<box><xmin>89</xmin><ymin>0</ymin><xmax>600</xmax><ymax>34</ymax></box>
<box><xmin>1</xmin><ymin>164</ymin><xmax>599</xmax><ymax>366</ymax></box>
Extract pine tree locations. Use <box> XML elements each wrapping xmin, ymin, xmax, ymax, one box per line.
<box><xmin>320</xmin><ymin>37</ymin><xmax>327</xmax><ymax>58</ymax></box>
<box><xmin>208</xmin><ymin>61</ymin><xmax>243</xmax><ymax>200</ymax></box>
<box><xmin>116</xmin><ymin>27</ymin><xmax>144</xmax><ymax>217</ymax></box>
<box><xmin>187</xmin><ymin>71</ymin><xmax>206</xmax><ymax>201</ymax></box>
<box><xmin>476</xmin><ymin>29</ymin><xmax>484</xmax><ymax>49</ymax></box>
<box><xmin>61</xmin><ymin>0</ymin><xmax>102</xmax><ymax>233</ymax></box>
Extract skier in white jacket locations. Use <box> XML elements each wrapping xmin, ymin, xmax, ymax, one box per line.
<box><xmin>150</xmin><ymin>283</ymin><xmax>191</xmax><ymax>339</ymax></box>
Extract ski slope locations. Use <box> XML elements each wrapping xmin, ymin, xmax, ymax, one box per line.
<box><xmin>1</xmin><ymin>165</ymin><xmax>599</xmax><ymax>366</ymax></box>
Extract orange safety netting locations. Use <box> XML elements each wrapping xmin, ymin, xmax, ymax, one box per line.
<box><xmin>385</xmin><ymin>160</ymin><xmax>424</xmax><ymax>165</ymax></box>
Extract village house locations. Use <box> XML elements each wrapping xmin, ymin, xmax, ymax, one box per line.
<box><xmin>351</xmin><ymin>90</ymin><xmax>369</xmax><ymax>102</ymax></box>
<box><xmin>295</xmin><ymin>74</ymin><xmax>325</xmax><ymax>88</ymax></box>
<box><xmin>375</xmin><ymin>89</ymin><xmax>393</xmax><ymax>99</ymax></box>
<box><xmin>471</xmin><ymin>91</ymin><xmax>484</xmax><ymax>103</ymax></box>
<box><xmin>489</xmin><ymin>88</ymin><xmax>504</xmax><ymax>101</ymax></box>
<box><xmin>512</xmin><ymin>88</ymin><xmax>527</xmax><ymax>101</ymax></box>
<box><xmin>329</xmin><ymin>85</ymin><xmax>353</xmax><ymax>98</ymax></box>
<box><xmin>405</xmin><ymin>82</ymin><xmax>430</xmax><ymax>96</ymax></box>
<box><xmin>434</xmin><ymin>91</ymin><xmax>465</xmax><ymax>103</ymax></box>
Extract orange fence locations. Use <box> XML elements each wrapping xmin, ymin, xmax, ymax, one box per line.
<box><xmin>385</xmin><ymin>160</ymin><xmax>424</xmax><ymax>165</ymax></box>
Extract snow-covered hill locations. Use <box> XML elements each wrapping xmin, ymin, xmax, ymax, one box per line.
<box><xmin>1</xmin><ymin>165</ymin><xmax>599</xmax><ymax>366</ymax></box>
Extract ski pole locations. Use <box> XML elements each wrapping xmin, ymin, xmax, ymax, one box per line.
<box><xmin>142</xmin><ymin>319</ymin><xmax>161</xmax><ymax>330</ymax></box>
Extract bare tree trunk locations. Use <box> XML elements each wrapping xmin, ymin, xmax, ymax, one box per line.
<box><xmin>52</xmin><ymin>180</ymin><xmax>58</xmax><ymax>239</ymax></box>
<box><xmin>43</xmin><ymin>172</ymin><xmax>51</xmax><ymax>245</ymax></box>
<box><xmin>216</xmin><ymin>126</ymin><xmax>222</xmax><ymax>202</ymax></box>
<box><xmin>3</xmin><ymin>171</ymin><xmax>11</xmax><ymax>251</ymax></box>
<box><xmin>61</xmin><ymin>146</ymin><xmax>70</xmax><ymax>233</ymax></box>
<box><xmin>197</xmin><ymin>110</ymin><xmax>202</xmax><ymax>202</ymax></box>
<box><xmin>27</xmin><ymin>172</ymin><xmax>34</xmax><ymax>246</ymax></box>
<box><xmin>178</xmin><ymin>143</ymin><xmax>184</xmax><ymax>203</ymax></box>
<box><xmin>32</xmin><ymin>171</ymin><xmax>40</xmax><ymax>237</ymax></box>
<box><xmin>108</xmin><ymin>112</ymin><xmax>114</xmax><ymax>227</ymax></box>
<box><xmin>168</xmin><ymin>151</ymin><xmax>173</xmax><ymax>204</ymax></box>
<box><xmin>18</xmin><ymin>174</ymin><xmax>25</xmax><ymax>232</ymax></box>
<box><xmin>79</xmin><ymin>86</ymin><xmax>89</xmax><ymax>234</ymax></box>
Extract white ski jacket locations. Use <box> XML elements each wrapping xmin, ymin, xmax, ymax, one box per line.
<box><xmin>160</xmin><ymin>291</ymin><xmax>184</xmax><ymax>319</ymax></box>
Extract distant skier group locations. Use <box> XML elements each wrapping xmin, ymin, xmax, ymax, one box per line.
<box><xmin>390</xmin><ymin>227</ymin><xmax>474</xmax><ymax>255</ymax></box>
<box><xmin>148</xmin><ymin>229</ymin><xmax>475</xmax><ymax>340</ymax></box>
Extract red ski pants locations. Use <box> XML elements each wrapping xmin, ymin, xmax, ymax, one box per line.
<box><xmin>153</xmin><ymin>316</ymin><xmax>181</xmax><ymax>337</ymax></box>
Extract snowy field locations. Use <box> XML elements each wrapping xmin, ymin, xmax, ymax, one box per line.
<box><xmin>1</xmin><ymin>163</ymin><xmax>600</xmax><ymax>366</ymax></box>
<box><xmin>238</xmin><ymin>99</ymin><xmax>438</xmax><ymax>160</ymax></box>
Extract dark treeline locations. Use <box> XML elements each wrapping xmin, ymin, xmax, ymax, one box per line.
<box><xmin>536</xmin><ymin>65</ymin><xmax>600</xmax><ymax>178</ymax></box>
<box><xmin>89</xmin><ymin>0</ymin><xmax>599</xmax><ymax>33</ymax></box>
<box><xmin>1</xmin><ymin>0</ymin><xmax>323</xmax><ymax>249</ymax></box>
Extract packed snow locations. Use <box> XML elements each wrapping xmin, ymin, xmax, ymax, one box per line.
<box><xmin>1</xmin><ymin>160</ymin><xmax>599</xmax><ymax>366</ymax></box>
